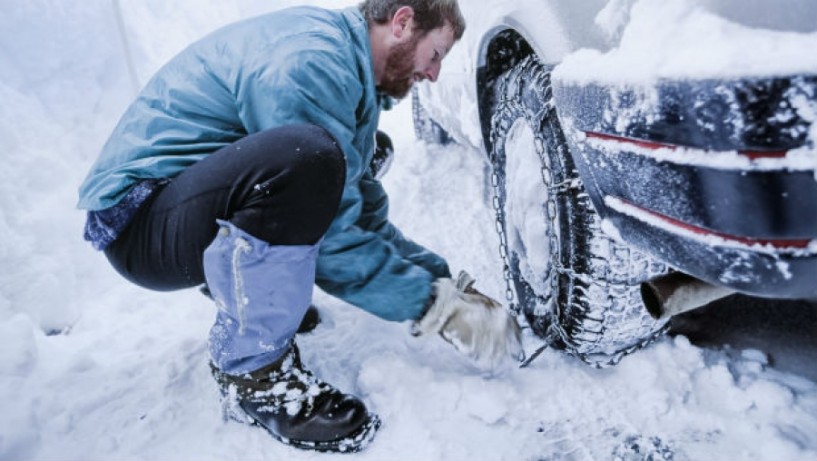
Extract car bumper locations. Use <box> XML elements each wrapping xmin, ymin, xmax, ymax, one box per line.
<box><xmin>554</xmin><ymin>76</ymin><xmax>817</xmax><ymax>299</ymax></box>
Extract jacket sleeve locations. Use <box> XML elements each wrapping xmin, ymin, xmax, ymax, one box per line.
<box><xmin>236</xmin><ymin>41</ymin><xmax>441</xmax><ymax>322</ymax></box>
<box><xmin>357</xmin><ymin>173</ymin><xmax>451</xmax><ymax>280</ymax></box>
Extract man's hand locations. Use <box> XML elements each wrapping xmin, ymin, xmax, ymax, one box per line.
<box><xmin>412</xmin><ymin>271</ymin><xmax>524</xmax><ymax>367</ymax></box>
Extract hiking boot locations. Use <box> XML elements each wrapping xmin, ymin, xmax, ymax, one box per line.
<box><xmin>211</xmin><ymin>342</ymin><xmax>380</xmax><ymax>453</ymax></box>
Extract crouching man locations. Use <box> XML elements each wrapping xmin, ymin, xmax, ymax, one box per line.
<box><xmin>77</xmin><ymin>0</ymin><xmax>521</xmax><ymax>452</ymax></box>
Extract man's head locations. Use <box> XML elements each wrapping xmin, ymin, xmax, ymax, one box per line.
<box><xmin>361</xmin><ymin>0</ymin><xmax>465</xmax><ymax>99</ymax></box>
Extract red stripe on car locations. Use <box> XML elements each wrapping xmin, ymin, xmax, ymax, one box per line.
<box><xmin>622</xmin><ymin>198</ymin><xmax>811</xmax><ymax>249</ymax></box>
<box><xmin>585</xmin><ymin>131</ymin><xmax>788</xmax><ymax>159</ymax></box>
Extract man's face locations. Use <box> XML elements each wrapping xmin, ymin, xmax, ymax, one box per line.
<box><xmin>379</xmin><ymin>24</ymin><xmax>456</xmax><ymax>99</ymax></box>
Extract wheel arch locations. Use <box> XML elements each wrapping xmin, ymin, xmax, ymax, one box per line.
<box><xmin>474</xmin><ymin>5</ymin><xmax>604</xmax><ymax>155</ymax></box>
<box><xmin>476</xmin><ymin>26</ymin><xmax>535</xmax><ymax>156</ymax></box>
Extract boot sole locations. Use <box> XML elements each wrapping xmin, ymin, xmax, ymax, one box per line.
<box><xmin>224</xmin><ymin>403</ymin><xmax>382</xmax><ymax>453</ymax></box>
<box><xmin>276</xmin><ymin>413</ymin><xmax>381</xmax><ymax>453</ymax></box>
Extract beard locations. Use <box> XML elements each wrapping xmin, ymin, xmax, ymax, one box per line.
<box><xmin>378</xmin><ymin>36</ymin><xmax>420</xmax><ymax>99</ymax></box>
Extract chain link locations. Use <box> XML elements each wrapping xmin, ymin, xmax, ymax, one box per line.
<box><xmin>491</xmin><ymin>170</ymin><xmax>516</xmax><ymax>308</ymax></box>
<box><xmin>487</xmin><ymin>60</ymin><xmax>575</xmax><ymax>365</ymax></box>
<box><xmin>489</xmin><ymin>120</ymin><xmax>561</xmax><ymax>313</ymax></box>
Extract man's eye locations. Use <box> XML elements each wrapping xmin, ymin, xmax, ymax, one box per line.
<box><xmin>433</xmin><ymin>50</ymin><xmax>440</xmax><ymax>61</ymax></box>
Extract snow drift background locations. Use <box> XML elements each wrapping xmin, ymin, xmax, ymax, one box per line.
<box><xmin>0</xmin><ymin>0</ymin><xmax>815</xmax><ymax>460</ymax></box>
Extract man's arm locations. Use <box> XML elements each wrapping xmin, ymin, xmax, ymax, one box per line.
<box><xmin>357</xmin><ymin>173</ymin><xmax>450</xmax><ymax>280</ymax></box>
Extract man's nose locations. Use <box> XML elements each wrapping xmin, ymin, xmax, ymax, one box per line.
<box><xmin>424</xmin><ymin>62</ymin><xmax>441</xmax><ymax>82</ymax></box>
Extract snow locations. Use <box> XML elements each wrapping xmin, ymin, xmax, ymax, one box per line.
<box><xmin>555</xmin><ymin>0</ymin><xmax>817</xmax><ymax>84</ymax></box>
<box><xmin>504</xmin><ymin>120</ymin><xmax>555</xmax><ymax>291</ymax></box>
<box><xmin>1</xmin><ymin>1</ymin><xmax>816</xmax><ymax>460</ymax></box>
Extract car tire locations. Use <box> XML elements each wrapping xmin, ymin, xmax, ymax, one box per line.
<box><xmin>412</xmin><ymin>87</ymin><xmax>453</xmax><ymax>145</ymax></box>
<box><xmin>488</xmin><ymin>54</ymin><xmax>670</xmax><ymax>366</ymax></box>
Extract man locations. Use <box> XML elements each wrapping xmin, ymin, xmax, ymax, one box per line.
<box><xmin>78</xmin><ymin>0</ymin><xmax>521</xmax><ymax>453</ymax></box>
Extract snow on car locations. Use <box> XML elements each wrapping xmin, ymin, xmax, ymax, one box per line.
<box><xmin>413</xmin><ymin>0</ymin><xmax>817</xmax><ymax>366</ymax></box>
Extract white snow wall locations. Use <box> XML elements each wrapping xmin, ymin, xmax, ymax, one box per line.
<box><xmin>0</xmin><ymin>0</ymin><xmax>351</xmax><ymax>331</ymax></box>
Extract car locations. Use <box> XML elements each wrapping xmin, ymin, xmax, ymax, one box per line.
<box><xmin>412</xmin><ymin>0</ymin><xmax>817</xmax><ymax>366</ymax></box>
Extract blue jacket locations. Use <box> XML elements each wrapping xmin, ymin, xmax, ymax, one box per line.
<box><xmin>77</xmin><ymin>6</ymin><xmax>449</xmax><ymax>321</ymax></box>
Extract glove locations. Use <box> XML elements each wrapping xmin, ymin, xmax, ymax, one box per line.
<box><xmin>412</xmin><ymin>271</ymin><xmax>524</xmax><ymax>367</ymax></box>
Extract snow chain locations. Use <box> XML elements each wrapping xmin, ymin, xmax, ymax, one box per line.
<box><xmin>491</xmin><ymin>143</ymin><xmax>655</xmax><ymax>368</ymax></box>
<box><xmin>490</xmin><ymin>170</ymin><xmax>516</xmax><ymax>309</ymax></box>
<box><xmin>488</xmin><ymin>60</ymin><xmax>666</xmax><ymax>369</ymax></box>
<box><xmin>489</xmin><ymin>82</ymin><xmax>564</xmax><ymax>367</ymax></box>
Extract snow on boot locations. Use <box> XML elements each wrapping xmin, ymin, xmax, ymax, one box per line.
<box><xmin>211</xmin><ymin>342</ymin><xmax>380</xmax><ymax>453</ymax></box>
<box><xmin>202</xmin><ymin>220</ymin><xmax>378</xmax><ymax>451</ymax></box>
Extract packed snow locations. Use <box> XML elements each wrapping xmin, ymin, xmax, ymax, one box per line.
<box><xmin>1</xmin><ymin>0</ymin><xmax>815</xmax><ymax>460</ymax></box>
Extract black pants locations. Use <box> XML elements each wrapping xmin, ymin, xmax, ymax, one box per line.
<box><xmin>105</xmin><ymin>124</ymin><xmax>346</xmax><ymax>291</ymax></box>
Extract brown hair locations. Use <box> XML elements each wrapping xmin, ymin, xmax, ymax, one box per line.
<box><xmin>359</xmin><ymin>0</ymin><xmax>466</xmax><ymax>40</ymax></box>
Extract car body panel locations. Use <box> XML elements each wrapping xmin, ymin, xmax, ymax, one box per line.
<box><xmin>415</xmin><ymin>0</ymin><xmax>817</xmax><ymax>300</ymax></box>
<box><xmin>553</xmin><ymin>76</ymin><xmax>817</xmax><ymax>299</ymax></box>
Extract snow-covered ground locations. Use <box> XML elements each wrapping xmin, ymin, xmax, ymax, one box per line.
<box><xmin>1</xmin><ymin>1</ymin><xmax>815</xmax><ymax>460</ymax></box>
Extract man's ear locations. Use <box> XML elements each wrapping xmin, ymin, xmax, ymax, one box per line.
<box><xmin>391</xmin><ymin>6</ymin><xmax>415</xmax><ymax>39</ymax></box>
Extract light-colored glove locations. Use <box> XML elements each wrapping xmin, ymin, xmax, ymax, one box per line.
<box><xmin>412</xmin><ymin>271</ymin><xmax>524</xmax><ymax>367</ymax></box>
